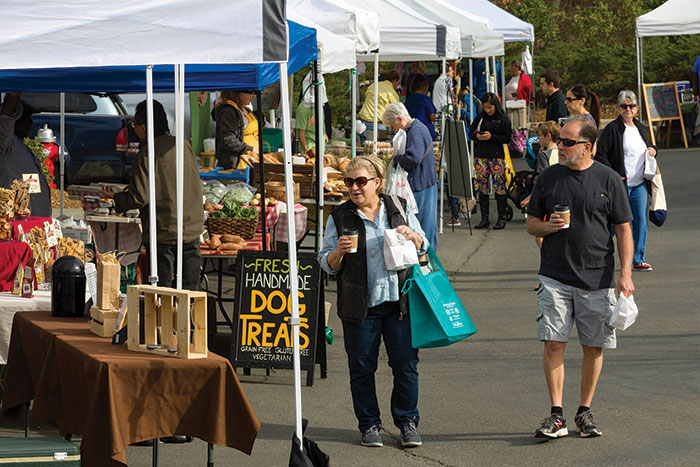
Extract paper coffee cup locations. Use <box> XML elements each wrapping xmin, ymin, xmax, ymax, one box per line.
<box><xmin>554</xmin><ymin>204</ymin><xmax>570</xmax><ymax>229</ymax></box>
<box><xmin>343</xmin><ymin>228</ymin><xmax>359</xmax><ymax>253</ymax></box>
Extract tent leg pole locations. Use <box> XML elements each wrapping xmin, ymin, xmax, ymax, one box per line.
<box><xmin>351</xmin><ymin>68</ymin><xmax>357</xmax><ymax>158</ymax></box>
<box><xmin>175</xmin><ymin>63</ymin><xmax>185</xmax><ymax>290</ymax></box>
<box><xmin>501</xmin><ymin>56</ymin><xmax>506</xmax><ymax>105</ymax></box>
<box><xmin>279</xmin><ymin>62</ymin><xmax>304</xmax><ymax>450</ymax></box>
<box><xmin>59</xmin><ymin>93</ymin><xmax>65</xmax><ymax>217</ymax></box>
<box><xmin>313</xmin><ymin>60</ymin><xmax>324</xmax><ymax>253</ymax></box>
<box><xmin>373</xmin><ymin>54</ymin><xmax>379</xmax><ymax>152</ymax></box>
<box><xmin>440</xmin><ymin>58</ymin><xmax>447</xmax><ymax>234</ymax></box>
<box><xmin>256</xmin><ymin>92</ymin><xmax>267</xmax><ymax>251</ymax></box>
<box><xmin>146</xmin><ymin>66</ymin><xmax>158</xmax><ymax>285</ymax></box>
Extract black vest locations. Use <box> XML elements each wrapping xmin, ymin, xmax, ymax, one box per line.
<box><xmin>330</xmin><ymin>194</ymin><xmax>410</xmax><ymax>322</ymax></box>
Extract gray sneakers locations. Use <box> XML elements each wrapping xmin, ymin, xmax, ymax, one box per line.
<box><xmin>361</xmin><ymin>423</ymin><xmax>383</xmax><ymax>447</ymax></box>
<box><xmin>400</xmin><ymin>420</ymin><xmax>422</xmax><ymax>448</ymax></box>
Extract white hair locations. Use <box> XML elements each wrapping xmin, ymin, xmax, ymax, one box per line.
<box><xmin>617</xmin><ymin>90</ymin><xmax>638</xmax><ymax>106</ymax></box>
<box><xmin>382</xmin><ymin>102</ymin><xmax>411</xmax><ymax>127</ymax></box>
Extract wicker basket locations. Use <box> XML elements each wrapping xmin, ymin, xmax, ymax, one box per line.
<box><xmin>267</xmin><ymin>177</ymin><xmax>300</xmax><ymax>204</ymax></box>
<box><xmin>207</xmin><ymin>217</ymin><xmax>257</xmax><ymax>239</ymax></box>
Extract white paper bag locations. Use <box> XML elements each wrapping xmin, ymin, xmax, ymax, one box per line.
<box><xmin>643</xmin><ymin>150</ymin><xmax>657</xmax><ymax>180</ymax></box>
<box><xmin>383</xmin><ymin>228</ymin><xmax>419</xmax><ymax>271</ymax></box>
<box><xmin>608</xmin><ymin>293</ymin><xmax>638</xmax><ymax>331</ymax></box>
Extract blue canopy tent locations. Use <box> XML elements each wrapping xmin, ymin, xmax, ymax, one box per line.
<box><xmin>0</xmin><ymin>18</ymin><xmax>318</xmax><ymax>459</ymax></box>
<box><xmin>0</xmin><ymin>21</ymin><xmax>317</xmax><ymax>93</ymax></box>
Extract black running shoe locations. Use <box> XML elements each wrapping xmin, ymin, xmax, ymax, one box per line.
<box><xmin>575</xmin><ymin>410</ymin><xmax>603</xmax><ymax>438</ymax></box>
<box><xmin>535</xmin><ymin>413</ymin><xmax>568</xmax><ymax>439</ymax></box>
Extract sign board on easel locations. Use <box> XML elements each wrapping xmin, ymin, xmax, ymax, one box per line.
<box><xmin>231</xmin><ymin>250</ymin><xmax>321</xmax><ymax>385</ymax></box>
<box><xmin>642</xmin><ymin>82</ymin><xmax>688</xmax><ymax>148</ymax></box>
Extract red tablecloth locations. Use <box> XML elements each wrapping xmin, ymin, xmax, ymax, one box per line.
<box><xmin>11</xmin><ymin>217</ymin><xmax>53</xmax><ymax>240</ymax></box>
<box><xmin>255</xmin><ymin>205</ymin><xmax>279</xmax><ymax>232</ymax></box>
<box><xmin>0</xmin><ymin>241</ymin><xmax>32</xmax><ymax>292</ymax></box>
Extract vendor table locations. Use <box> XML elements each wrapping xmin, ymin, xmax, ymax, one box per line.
<box><xmin>10</xmin><ymin>217</ymin><xmax>53</xmax><ymax>241</ymax></box>
<box><xmin>0</xmin><ymin>291</ymin><xmax>52</xmax><ymax>365</ymax></box>
<box><xmin>84</xmin><ymin>214</ymin><xmax>142</xmax><ymax>266</ymax></box>
<box><xmin>0</xmin><ymin>240</ymin><xmax>32</xmax><ymax>293</ymax></box>
<box><xmin>201</xmin><ymin>232</ymin><xmax>269</xmax><ymax>332</ymax></box>
<box><xmin>1</xmin><ymin>311</ymin><xmax>260</xmax><ymax>467</ymax></box>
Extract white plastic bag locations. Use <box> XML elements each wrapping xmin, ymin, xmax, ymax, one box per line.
<box><xmin>383</xmin><ymin>228</ymin><xmax>419</xmax><ymax>271</ymax></box>
<box><xmin>392</xmin><ymin>129</ymin><xmax>407</xmax><ymax>157</ymax></box>
<box><xmin>643</xmin><ymin>149</ymin><xmax>657</xmax><ymax>180</ymax></box>
<box><xmin>608</xmin><ymin>293</ymin><xmax>638</xmax><ymax>331</ymax></box>
<box><xmin>384</xmin><ymin>140</ymin><xmax>419</xmax><ymax>215</ymax></box>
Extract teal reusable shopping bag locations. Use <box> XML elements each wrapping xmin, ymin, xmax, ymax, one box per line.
<box><xmin>403</xmin><ymin>247</ymin><xmax>477</xmax><ymax>348</ymax></box>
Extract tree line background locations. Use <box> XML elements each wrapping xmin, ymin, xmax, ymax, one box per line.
<box><xmin>294</xmin><ymin>0</ymin><xmax>700</xmax><ymax>125</ymax></box>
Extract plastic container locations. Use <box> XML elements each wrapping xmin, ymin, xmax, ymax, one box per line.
<box><xmin>51</xmin><ymin>256</ymin><xmax>86</xmax><ymax>317</ymax></box>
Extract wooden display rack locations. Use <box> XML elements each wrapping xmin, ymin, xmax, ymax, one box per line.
<box><xmin>127</xmin><ymin>285</ymin><xmax>208</xmax><ymax>359</ymax></box>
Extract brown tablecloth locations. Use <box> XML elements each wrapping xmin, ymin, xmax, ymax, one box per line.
<box><xmin>1</xmin><ymin>311</ymin><xmax>260</xmax><ymax>466</ymax></box>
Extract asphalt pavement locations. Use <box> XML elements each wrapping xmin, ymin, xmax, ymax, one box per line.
<box><xmin>3</xmin><ymin>146</ymin><xmax>699</xmax><ymax>466</ymax></box>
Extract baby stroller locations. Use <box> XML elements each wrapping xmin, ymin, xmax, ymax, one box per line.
<box><xmin>501</xmin><ymin>144</ymin><xmax>535</xmax><ymax>221</ymax></box>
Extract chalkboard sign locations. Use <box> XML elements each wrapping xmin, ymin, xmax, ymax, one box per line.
<box><xmin>643</xmin><ymin>83</ymin><xmax>680</xmax><ymax>120</ymax></box>
<box><xmin>642</xmin><ymin>82</ymin><xmax>688</xmax><ymax>148</ymax></box>
<box><xmin>231</xmin><ymin>251</ymin><xmax>321</xmax><ymax>372</ymax></box>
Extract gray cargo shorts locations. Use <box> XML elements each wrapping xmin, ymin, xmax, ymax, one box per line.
<box><xmin>537</xmin><ymin>275</ymin><xmax>617</xmax><ymax>349</ymax></box>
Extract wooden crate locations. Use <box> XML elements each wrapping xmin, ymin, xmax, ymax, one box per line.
<box><xmin>89</xmin><ymin>306</ymin><xmax>123</xmax><ymax>338</ymax></box>
<box><xmin>127</xmin><ymin>285</ymin><xmax>208</xmax><ymax>359</ymax></box>
<box><xmin>252</xmin><ymin>162</ymin><xmax>317</xmax><ymax>199</ymax></box>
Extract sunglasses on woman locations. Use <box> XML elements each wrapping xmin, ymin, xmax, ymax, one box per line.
<box><xmin>619</xmin><ymin>103</ymin><xmax>637</xmax><ymax>109</ymax></box>
<box><xmin>564</xmin><ymin>97</ymin><xmax>581</xmax><ymax>102</ymax></box>
<box><xmin>557</xmin><ymin>137</ymin><xmax>589</xmax><ymax>147</ymax></box>
<box><xmin>343</xmin><ymin>176</ymin><xmax>376</xmax><ymax>188</ymax></box>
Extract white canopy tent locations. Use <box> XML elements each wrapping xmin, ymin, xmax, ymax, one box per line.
<box><xmin>448</xmin><ymin>0</ymin><xmax>534</xmax><ymax>43</ymax></box>
<box><xmin>289</xmin><ymin>0</ymin><xmax>381</xmax><ymax>54</ymax></box>
<box><xmin>288</xmin><ymin>11</ymin><xmax>356</xmax><ymax>74</ymax></box>
<box><xmin>635</xmin><ymin>0</ymin><xmax>700</xmax><ymax>109</ymax></box>
<box><xmin>399</xmin><ymin>0</ymin><xmax>504</xmax><ymax>57</ymax></box>
<box><xmin>289</xmin><ymin>0</ymin><xmax>382</xmax><ymax>166</ymax></box>
<box><xmin>345</xmin><ymin>0</ymin><xmax>462</xmax><ymax>62</ymax></box>
<box><xmin>1</xmin><ymin>0</ymin><xmax>311</xmax><ymax>452</ymax></box>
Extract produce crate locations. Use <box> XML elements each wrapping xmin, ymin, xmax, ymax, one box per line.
<box><xmin>253</xmin><ymin>162</ymin><xmax>316</xmax><ymax>199</ymax></box>
<box><xmin>199</xmin><ymin>166</ymin><xmax>250</xmax><ymax>185</ymax></box>
<box><xmin>120</xmin><ymin>263</ymin><xmax>138</xmax><ymax>294</ymax></box>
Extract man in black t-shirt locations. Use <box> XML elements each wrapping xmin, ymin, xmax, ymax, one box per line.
<box><xmin>539</xmin><ymin>70</ymin><xmax>568</xmax><ymax>124</ymax></box>
<box><xmin>526</xmin><ymin>115</ymin><xmax>634</xmax><ymax>440</ymax></box>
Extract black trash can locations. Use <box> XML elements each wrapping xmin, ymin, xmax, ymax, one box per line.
<box><xmin>51</xmin><ymin>256</ymin><xmax>86</xmax><ymax>317</ymax></box>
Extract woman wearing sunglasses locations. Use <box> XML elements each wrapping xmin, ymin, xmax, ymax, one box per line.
<box><xmin>565</xmin><ymin>84</ymin><xmax>601</xmax><ymax>130</ymax></box>
<box><xmin>318</xmin><ymin>156</ymin><xmax>428</xmax><ymax>449</ymax></box>
<box><xmin>468</xmin><ymin>92</ymin><xmax>513</xmax><ymax>229</ymax></box>
<box><xmin>595</xmin><ymin>90</ymin><xmax>657</xmax><ymax>271</ymax></box>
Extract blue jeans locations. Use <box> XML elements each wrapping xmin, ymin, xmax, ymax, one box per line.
<box><xmin>342</xmin><ymin>301</ymin><xmax>419</xmax><ymax>432</ymax></box>
<box><xmin>414</xmin><ymin>184</ymin><xmax>438</xmax><ymax>251</ymax></box>
<box><xmin>628</xmin><ymin>183</ymin><xmax>649</xmax><ymax>264</ymax></box>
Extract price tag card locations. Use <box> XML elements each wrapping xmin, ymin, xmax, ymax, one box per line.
<box><xmin>22</xmin><ymin>173</ymin><xmax>41</xmax><ymax>193</ymax></box>
<box><xmin>44</xmin><ymin>221</ymin><xmax>58</xmax><ymax>248</ymax></box>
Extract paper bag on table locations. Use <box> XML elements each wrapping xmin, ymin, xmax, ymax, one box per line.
<box><xmin>97</xmin><ymin>251</ymin><xmax>121</xmax><ymax>310</ymax></box>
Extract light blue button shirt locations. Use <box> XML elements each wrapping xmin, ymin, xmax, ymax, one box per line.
<box><xmin>317</xmin><ymin>199</ymin><xmax>428</xmax><ymax>308</ymax></box>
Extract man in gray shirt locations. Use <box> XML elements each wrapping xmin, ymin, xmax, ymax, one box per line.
<box><xmin>0</xmin><ymin>92</ymin><xmax>51</xmax><ymax>217</ymax></box>
<box><xmin>526</xmin><ymin>115</ymin><xmax>634</xmax><ymax>440</ymax></box>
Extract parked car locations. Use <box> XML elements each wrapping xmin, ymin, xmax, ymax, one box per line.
<box><xmin>21</xmin><ymin>92</ymin><xmax>138</xmax><ymax>185</ymax></box>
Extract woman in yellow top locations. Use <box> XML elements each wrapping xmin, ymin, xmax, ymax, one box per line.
<box><xmin>211</xmin><ymin>91</ymin><xmax>259</xmax><ymax>169</ymax></box>
<box><xmin>358</xmin><ymin>70</ymin><xmax>400</xmax><ymax>142</ymax></box>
